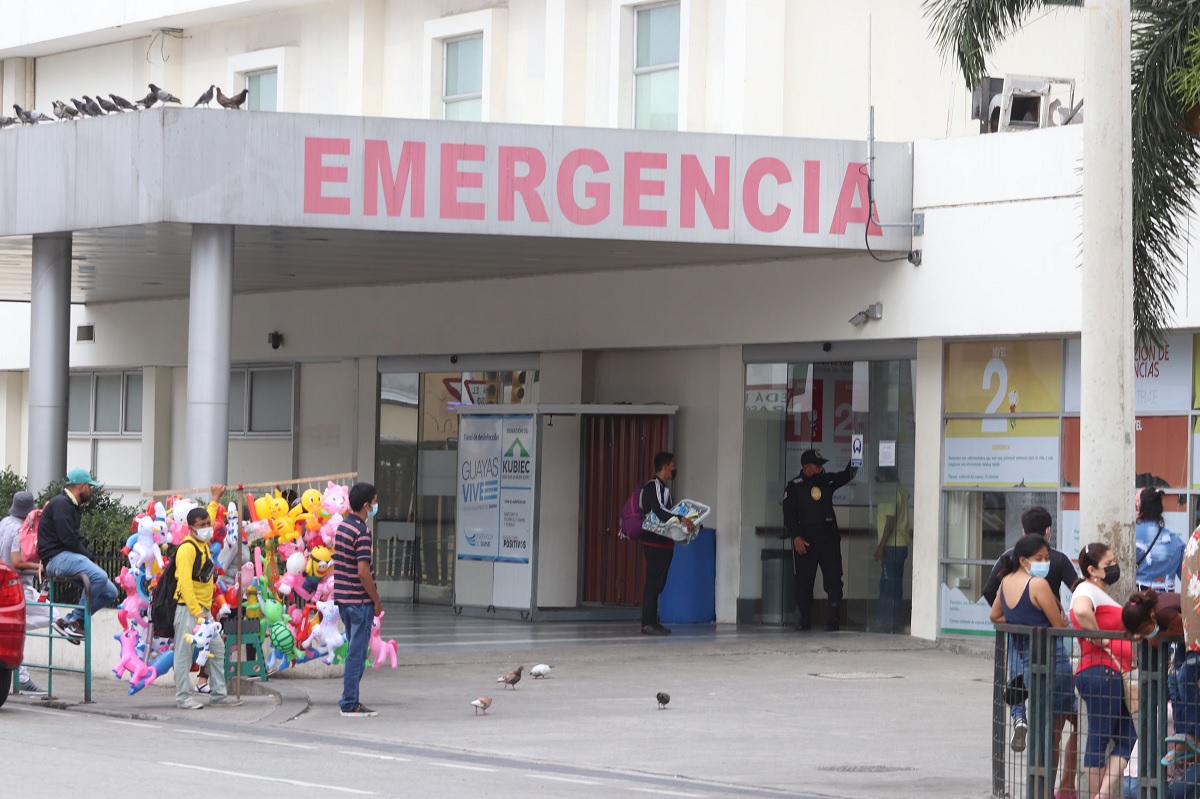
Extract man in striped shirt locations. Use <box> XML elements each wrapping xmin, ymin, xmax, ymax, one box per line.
<box><xmin>332</xmin><ymin>482</ymin><xmax>383</xmax><ymax>717</ymax></box>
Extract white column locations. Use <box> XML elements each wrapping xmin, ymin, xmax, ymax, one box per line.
<box><xmin>28</xmin><ymin>233</ymin><xmax>71</xmax><ymax>495</ymax></box>
<box><xmin>910</xmin><ymin>338</ymin><xmax>944</xmax><ymax>641</ymax></box>
<box><xmin>185</xmin><ymin>224</ymin><xmax>234</xmax><ymax>488</ymax></box>
<box><xmin>140</xmin><ymin>367</ymin><xmax>173</xmax><ymax>495</ymax></box>
<box><xmin>714</xmin><ymin>345</ymin><xmax>744</xmax><ymax>624</ymax></box>
<box><xmin>1079</xmin><ymin>0</ymin><xmax>1135</xmax><ymax>583</ymax></box>
<box><xmin>347</xmin><ymin>0</ymin><xmax>384</xmax><ymax>116</ymax></box>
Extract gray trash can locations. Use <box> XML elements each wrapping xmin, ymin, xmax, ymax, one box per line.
<box><xmin>760</xmin><ymin>548</ymin><xmax>795</xmax><ymax>625</ymax></box>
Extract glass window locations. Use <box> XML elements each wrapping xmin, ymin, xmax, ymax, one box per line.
<box><xmin>444</xmin><ymin>35</ymin><xmax>483</xmax><ymax>121</ymax></box>
<box><xmin>634</xmin><ymin>3</ymin><xmax>680</xmax><ymax>130</ymax></box>
<box><xmin>124</xmin><ymin>373</ymin><xmax>143</xmax><ymax>433</ymax></box>
<box><xmin>68</xmin><ymin>374</ymin><xmax>92</xmax><ymax>433</ymax></box>
<box><xmin>228</xmin><ymin>370</ymin><xmax>246</xmax><ymax>433</ymax></box>
<box><xmin>246</xmin><ymin>70</ymin><xmax>278</xmax><ymax>112</ymax></box>
<box><xmin>248</xmin><ymin>369</ymin><xmax>292</xmax><ymax>433</ymax></box>
<box><xmin>93</xmin><ymin>374</ymin><xmax>122</xmax><ymax>433</ymax></box>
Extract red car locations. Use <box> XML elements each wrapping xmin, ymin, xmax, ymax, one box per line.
<box><xmin>0</xmin><ymin>561</ymin><xmax>25</xmax><ymax>708</ymax></box>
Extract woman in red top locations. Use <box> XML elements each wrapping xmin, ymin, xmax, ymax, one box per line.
<box><xmin>1070</xmin><ymin>542</ymin><xmax>1135</xmax><ymax>799</ymax></box>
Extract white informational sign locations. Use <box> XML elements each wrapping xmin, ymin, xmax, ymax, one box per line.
<box><xmin>1065</xmin><ymin>335</ymin><xmax>1194</xmax><ymax>413</ymax></box>
<box><xmin>939</xmin><ymin>583</ymin><xmax>994</xmax><ymax>635</ymax></box>
<box><xmin>457</xmin><ymin>415</ymin><xmax>503</xmax><ymax>561</ymax></box>
<box><xmin>942</xmin><ymin>432</ymin><xmax>1060</xmax><ymax>487</ymax></box>
<box><xmin>879</xmin><ymin>440</ymin><xmax>896</xmax><ymax>468</ymax></box>
<box><xmin>498</xmin><ymin>416</ymin><xmax>536</xmax><ymax>564</ymax></box>
<box><xmin>850</xmin><ymin>434</ymin><xmax>864</xmax><ymax>468</ymax></box>
<box><xmin>456</xmin><ymin>413</ymin><xmax>537</xmax><ymax>565</ymax></box>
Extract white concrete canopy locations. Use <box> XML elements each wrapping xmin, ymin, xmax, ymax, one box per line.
<box><xmin>0</xmin><ymin>108</ymin><xmax>914</xmax><ymax>302</ymax></box>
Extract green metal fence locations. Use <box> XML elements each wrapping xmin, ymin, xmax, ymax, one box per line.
<box><xmin>12</xmin><ymin>578</ymin><xmax>93</xmax><ymax>702</ymax></box>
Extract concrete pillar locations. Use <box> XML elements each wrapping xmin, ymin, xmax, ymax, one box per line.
<box><xmin>347</xmin><ymin>0</ymin><xmax>384</xmax><ymax>116</ymax></box>
<box><xmin>140</xmin><ymin>367</ymin><xmax>173</xmax><ymax>494</ymax></box>
<box><xmin>28</xmin><ymin>233</ymin><xmax>71</xmax><ymax>495</ymax></box>
<box><xmin>0</xmin><ymin>371</ymin><xmax>26</xmax><ymax>472</ymax></box>
<box><xmin>535</xmin><ymin>351</ymin><xmax>584</xmax><ymax>608</ymax></box>
<box><xmin>1079</xmin><ymin>0</ymin><xmax>1136</xmax><ymax>587</ymax></box>
<box><xmin>185</xmin><ymin>224</ymin><xmax>234</xmax><ymax>488</ymax></box>
<box><xmin>714</xmin><ymin>345</ymin><xmax>744</xmax><ymax>624</ymax></box>
<box><xmin>910</xmin><ymin>338</ymin><xmax>944</xmax><ymax>641</ymax></box>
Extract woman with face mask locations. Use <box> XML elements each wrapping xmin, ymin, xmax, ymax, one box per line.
<box><xmin>1071</xmin><ymin>542</ymin><xmax>1136</xmax><ymax>799</ymax></box>
<box><xmin>990</xmin><ymin>534</ymin><xmax>1078</xmax><ymax>797</ymax></box>
<box><xmin>1122</xmin><ymin>589</ymin><xmax>1194</xmax><ymax>767</ymax></box>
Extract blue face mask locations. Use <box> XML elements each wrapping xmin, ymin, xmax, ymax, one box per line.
<box><xmin>1145</xmin><ymin>624</ymin><xmax>1160</xmax><ymax>640</ymax></box>
<box><xmin>1028</xmin><ymin>561</ymin><xmax>1051</xmax><ymax>579</ymax></box>
<box><xmin>368</xmin><ymin>502</ymin><xmax>378</xmax><ymax>519</ymax></box>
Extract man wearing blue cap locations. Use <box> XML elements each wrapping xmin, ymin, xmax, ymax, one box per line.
<box><xmin>38</xmin><ymin>468</ymin><xmax>118</xmax><ymax>640</ymax></box>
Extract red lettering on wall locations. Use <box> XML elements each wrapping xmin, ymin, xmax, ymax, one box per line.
<box><xmin>680</xmin><ymin>155</ymin><xmax>730</xmax><ymax>230</ymax></box>
<box><xmin>742</xmin><ymin>157</ymin><xmax>792</xmax><ymax>233</ymax></box>
<box><xmin>556</xmin><ymin>148</ymin><xmax>610</xmax><ymax>226</ymax></box>
<box><xmin>830</xmin><ymin>163</ymin><xmax>882</xmax><ymax>236</ymax></box>
<box><xmin>303</xmin><ymin>137</ymin><xmax>351</xmax><ymax>215</ymax></box>
<box><xmin>623</xmin><ymin>151</ymin><xmax>668</xmax><ymax>227</ymax></box>
<box><xmin>498</xmin><ymin>146</ymin><xmax>549</xmax><ymax>223</ymax></box>
<box><xmin>803</xmin><ymin>160</ymin><xmax>820</xmax><ymax>234</ymax></box>
<box><xmin>363</xmin><ymin>140</ymin><xmax>426</xmax><ymax>218</ymax></box>
<box><xmin>440</xmin><ymin>143</ymin><xmax>486</xmax><ymax>221</ymax></box>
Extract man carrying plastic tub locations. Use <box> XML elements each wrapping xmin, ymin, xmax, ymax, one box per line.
<box><xmin>640</xmin><ymin>452</ymin><xmax>694</xmax><ymax>636</ymax></box>
<box><xmin>783</xmin><ymin>450</ymin><xmax>857</xmax><ymax>631</ymax></box>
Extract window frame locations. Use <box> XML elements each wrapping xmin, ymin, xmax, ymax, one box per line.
<box><xmin>631</xmin><ymin>1</ymin><xmax>681</xmax><ymax>131</ymax></box>
<box><xmin>441</xmin><ymin>34</ymin><xmax>484</xmax><ymax>121</ymax></box>
<box><xmin>227</xmin><ymin>47</ymin><xmax>297</xmax><ymax>112</ymax></box>
<box><xmin>67</xmin><ymin>369</ymin><xmax>143</xmax><ymax>438</ymax></box>
<box><xmin>228</xmin><ymin>365</ymin><xmax>294</xmax><ymax>439</ymax></box>
<box><xmin>244</xmin><ymin>68</ymin><xmax>279</xmax><ymax>112</ymax></box>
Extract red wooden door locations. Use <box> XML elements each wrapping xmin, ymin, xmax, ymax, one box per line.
<box><xmin>581</xmin><ymin>414</ymin><xmax>671</xmax><ymax>605</ymax></box>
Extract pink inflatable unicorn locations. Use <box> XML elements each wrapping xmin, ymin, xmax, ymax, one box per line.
<box><xmin>112</xmin><ymin>628</ymin><xmax>155</xmax><ymax>686</ymax></box>
<box><xmin>368</xmin><ymin>611</ymin><xmax>398</xmax><ymax>669</ymax></box>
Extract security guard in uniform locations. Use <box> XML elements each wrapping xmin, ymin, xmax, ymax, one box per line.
<box><xmin>783</xmin><ymin>449</ymin><xmax>858</xmax><ymax>631</ymax></box>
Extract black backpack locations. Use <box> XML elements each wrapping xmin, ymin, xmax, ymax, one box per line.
<box><xmin>149</xmin><ymin>539</ymin><xmax>204</xmax><ymax>638</ymax></box>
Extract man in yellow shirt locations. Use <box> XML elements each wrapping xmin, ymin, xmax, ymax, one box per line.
<box><xmin>872</xmin><ymin>467</ymin><xmax>911</xmax><ymax>633</ymax></box>
<box><xmin>174</xmin><ymin>506</ymin><xmax>241</xmax><ymax>709</ymax></box>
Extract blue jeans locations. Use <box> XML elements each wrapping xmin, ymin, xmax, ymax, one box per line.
<box><xmin>1076</xmin><ymin>665</ymin><xmax>1137</xmax><ymax>768</ymax></box>
<box><xmin>1008</xmin><ymin>643</ymin><xmax>1027</xmax><ymax>722</ymax></box>
<box><xmin>874</xmin><ymin>546</ymin><xmax>907</xmax><ymax>629</ymax></box>
<box><xmin>44</xmin><ymin>551</ymin><xmax>117</xmax><ymax>625</ymax></box>
<box><xmin>338</xmin><ymin>602</ymin><xmax>373</xmax><ymax>712</ymax></box>
<box><xmin>1170</xmin><ymin>651</ymin><xmax>1200</xmax><ymax>740</ymax></box>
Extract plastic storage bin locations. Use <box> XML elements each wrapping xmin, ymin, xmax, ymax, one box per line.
<box><xmin>659</xmin><ymin>527</ymin><xmax>716</xmax><ymax>624</ymax></box>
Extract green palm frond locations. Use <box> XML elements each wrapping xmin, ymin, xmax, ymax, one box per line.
<box><xmin>922</xmin><ymin>0</ymin><xmax>1200</xmax><ymax>345</ymax></box>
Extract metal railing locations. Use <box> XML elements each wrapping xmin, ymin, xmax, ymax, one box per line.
<box><xmin>12</xmin><ymin>578</ymin><xmax>93</xmax><ymax>702</ymax></box>
<box><xmin>993</xmin><ymin>624</ymin><xmax>1175</xmax><ymax>799</ymax></box>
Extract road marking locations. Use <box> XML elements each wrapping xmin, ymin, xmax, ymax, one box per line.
<box><xmin>250</xmin><ymin>738</ymin><xmax>317</xmax><ymax>749</ymax></box>
<box><xmin>189</xmin><ymin>730</ymin><xmax>233</xmax><ymax>739</ymax></box>
<box><xmin>430</xmin><ymin>762</ymin><xmax>497</xmax><ymax>773</ymax></box>
<box><xmin>5</xmin><ymin>705</ymin><xmax>67</xmax><ymax>716</ymax></box>
<box><xmin>628</xmin><ymin>789</ymin><xmax>703</xmax><ymax>798</ymax></box>
<box><xmin>160</xmin><ymin>762</ymin><xmax>375</xmax><ymax>795</ymax></box>
<box><xmin>340</xmin><ymin>750</ymin><xmax>410</xmax><ymax>762</ymax></box>
<box><xmin>104</xmin><ymin>719</ymin><xmax>161</xmax><ymax>729</ymax></box>
<box><xmin>524</xmin><ymin>773</ymin><xmax>600</xmax><ymax>786</ymax></box>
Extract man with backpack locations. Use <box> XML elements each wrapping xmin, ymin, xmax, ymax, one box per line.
<box><xmin>37</xmin><ymin>468</ymin><xmax>118</xmax><ymax>641</ymax></box>
<box><xmin>0</xmin><ymin>491</ymin><xmax>53</xmax><ymax>694</ymax></box>
<box><xmin>639</xmin><ymin>452</ymin><xmax>694</xmax><ymax>636</ymax></box>
<box><xmin>172</xmin><ymin>506</ymin><xmax>240</xmax><ymax>709</ymax></box>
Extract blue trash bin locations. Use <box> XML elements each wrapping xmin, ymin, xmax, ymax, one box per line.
<box><xmin>659</xmin><ymin>528</ymin><xmax>716</xmax><ymax>624</ymax></box>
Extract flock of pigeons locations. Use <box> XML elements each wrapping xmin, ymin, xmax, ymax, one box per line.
<box><xmin>470</xmin><ymin>663</ymin><xmax>671</xmax><ymax>715</ymax></box>
<box><xmin>2</xmin><ymin>82</ymin><xmax>250</xmax><ymax>127</ymax></box>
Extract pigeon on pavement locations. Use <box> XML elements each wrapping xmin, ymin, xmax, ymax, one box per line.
<box><xmin>496</xmin><ymin>666</ymin><xmax>523</xmax><ymax>690</ymax></box>
<box><xmin>13</xmin><ymin>105</ymin><xmax>52</xmax><ymax>124</ymax></box>
<box><xmin>471</xmin><ymin>696</ymin><xmax>493</xmax><ymax>715</ymax></box>
<box><xmin>83</xmin><ymin>96</ymin><xmax>104</xmax><ymax>117</ymax></box>
<box><xmin>194</xmin><ymin>85</ymin><xmax>215</xmax><ymax>107</ymax></box>
<box><xmin>656</xmin><ymin>692</ymin><xmax>670</xmax><ymax>709</ymax></box>
<box><xmin>71</xmin><ymin>98</ymin><xmax>92</xmax><ymax>117</ymax></box>
<box><xmin>530</xmin><ymin>664</ymin><xmax>552</xmax><ymax>679</ymax></box>
<box><xmin>149</xmin><ymin>84</ymin><xmax>181</xmax><ymax>104</ymax></box>
<box><xmin>96</xmin><ymin>95</ymin><xmax>121</xmax><ymax>114</ymax></box>
<box><xmin>109</xmin><ymin>93</ymin><xmax>138</xmax><ymax>112</ymax></box>
<box><xmin>216</xmin><ymin>87</ymin><xmax>249</xmax><ymax>109</ymax></box>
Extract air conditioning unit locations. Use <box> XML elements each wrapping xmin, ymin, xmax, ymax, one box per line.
<box><xmin>973</xmin><ymin>75</ymin><xmax>1083</xmax><ymax>134</ymax></box>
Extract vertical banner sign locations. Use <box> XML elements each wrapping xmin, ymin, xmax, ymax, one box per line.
<box><xmin>850</xmin><ymin>434</ymin><xmax>864</xmax><ymax>467</ymax></box>
<box><xmin>498</xmin><ymin>415</ymin><xmax>536</xmax><ymax>564</ymax></box>
<box><xmin>457</xmin><ymin>416</ymin><xmax>502</xmax><ymax>561</ymax></box>
<box><xmin>457</xmin><ymin>413</ymin><xmax>537</xmax><ymax>563</ymax></box>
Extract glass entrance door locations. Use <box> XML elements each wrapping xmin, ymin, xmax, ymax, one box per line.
<box><xmin>742</xmin><ymin>359</ymin><xmax>915</xmax><ymax>631</ymax></box>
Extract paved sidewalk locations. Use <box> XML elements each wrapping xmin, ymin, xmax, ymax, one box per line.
<box><xmin>12</xmin><ymin>627</ymin><xmax>995</xmax><ymax>799</ymax></box>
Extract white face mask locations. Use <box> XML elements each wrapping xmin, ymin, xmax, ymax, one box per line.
<box><xmin>193</xmin><ymin>526</ymin><xmax>213</xmax><ymax>543</ymax></box>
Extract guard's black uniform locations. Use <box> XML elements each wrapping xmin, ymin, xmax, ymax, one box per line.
<box><xmin>782</xmin><ymin>464</ymin><xmax>857</xmax><ymax>630</ymax></box>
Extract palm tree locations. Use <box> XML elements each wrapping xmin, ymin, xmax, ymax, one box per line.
<box><xmin>924</xmin><ymin>0</ymin><xmax>1200</xmax><ymax>344</ymax></box>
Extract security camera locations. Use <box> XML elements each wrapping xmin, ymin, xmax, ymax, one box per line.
<box><xmin>267</xmin><ymin>331</ymin><xmax>283</xmax><ymax>350</ymax></box>
<box><xmin>822</xmin><ymin>342</ymin><xmax>832</xmax><ymax>353</ymax></box>
<box><xmin>450</xmin><ymin>354</ymin><xmax>459</xmax><ymax>364</ymax></box>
